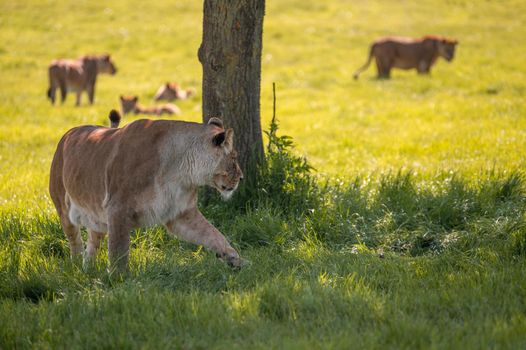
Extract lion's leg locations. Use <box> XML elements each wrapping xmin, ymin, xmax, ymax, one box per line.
<box><xmin>83</xmin><ymin>229</ymin><xmax>105</xmax><ymax>268</ymax></box>
<box><xmin>59</xmin><ymin>81</ymin><xmax>67</xmax><ymax>104</ymax></box>
<box><xmin>48</xmin><ymin>85</ymin><xmax>56</xmax><ymax>105</ymax></box>
<box><xmin>107</xmin><ymin>213</ymin><xmax>132</xmax><ymax>274</ymax></box>
<box><xmin>417</xmin><ymin>60</ymin><xmax>431</xmax><ymax>74</ymax></box>
<box><xmin>48</xmin><ymin>88</ymin><xmax>56</xmax><ymax>105</ymax></box>
<box><xmin>60</xmin><ymin>214</ymin><xmax>83</xmax><ymax>259</ymax></box>
<box><xmin>165</xmin><ymin>208</ymin><xmax>244</xmax><ymax>268</ymax></box>
<box><xmin>48</xmin><ymin>69</ymin><xmax>57</xmax><ymax>104</ymax></box>
<box><xmin>375</xmin><ymin>57</ymin><xmax>391</xmax><ymax>79</ymax></box>
<box><xmin>75</xmin><ymin>92</ymin><xmax>81</xmax><ymax>106</ymax></box>
<box><xmin>384</xmin><ymin>67</ymin><xmax>392</xmax><ymax>79</ymax></box>
<box><xmin>87</xmin><ymin>84</ymin><xmax>95</xmax><ymax>105</ymax></box>
<box><xmin>375</xmin><ymin>57</ymin><xmax>383</xmax><ymax>78</ymax></box>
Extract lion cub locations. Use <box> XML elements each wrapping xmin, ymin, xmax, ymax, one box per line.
<box><xmin>120</xmin><ymin>95</ymin><xmax>181</xmax><ymax>116</ymax></box>
<box><xmin>154</xmin><ymin>82</ymin><xmax>196</xmax><ymax>101</ymax></box>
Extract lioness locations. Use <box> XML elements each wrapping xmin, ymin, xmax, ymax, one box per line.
<box><xmin>47</xmin><ymin>54</ymin><xmax>117</xmax><ymax>106</ymax></box>
<box><xmin>120</xmin><ymin>95</ymin><xmax>181</xmax><ymax>116</ymax></box>
<box><xmin>49</xmin><ymin>110</ymin><xmax>245</xmax><ymax>273</ymax></box>
<box><xmin>154</xmin><ymin>82</ymin><xmax>196</xmax><ymax>101</ymax></box>
<box><xmin>353</xmin><ymin>35</ymin><xmax>458</xmax><ymax>79</ymax></box>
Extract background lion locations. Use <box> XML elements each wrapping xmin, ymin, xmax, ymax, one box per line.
<box><xmin>47</xmin><ymin>54</ymin><xmax>117</xmax><ymax>106</ymax></box>
<box><xmin>353</xmin><ymin>35</ymin><xmax>458</xmax><ymax>79</ymax></box>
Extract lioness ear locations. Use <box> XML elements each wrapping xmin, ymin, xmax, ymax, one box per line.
<box><xmin>133</xmin><ymin>96</ymin><xmax>138</xmax><ymax>102</ymax></box>
<box><xmin>207</xmin><ymin>117</ymin><xmax>223</xmax><ymax>128</ymax></box>
<box><xmin>224</xmin><ymin>128</ymin><xmax>234</xmax><ymax>152</ymax></box>
<box><xmin>120</xmin><ymin>95</ymin><xmax>124</xmax><ymax>100</ymax></box>
<box><xmin>212</xmin><ymin>132</ymin><xmax>225</xmax><ymax>147</ymax></box>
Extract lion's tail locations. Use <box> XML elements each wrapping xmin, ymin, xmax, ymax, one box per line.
<box><xmin>353</xmin><ymin>44</ymin><xmax>375</xmax><ymax>80</ymax></box>
<box><xmin>108</xmin><ymin>109</ymin><xmax>121</xmax><ymax>128</ymax></box>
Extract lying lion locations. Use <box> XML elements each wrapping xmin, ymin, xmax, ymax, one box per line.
<box><xmin>353</xmin><ymin>35</ymin><xmax>458</xmax><ymax>79</ymax></box>
<box><xmin>154</xmin><ymin>82</ymin><xmax>196</xmax><ymax>101</ymax></box>
<box><xmin>49</xmin><ymin>110</ymin><xmax>245</xmax><ymax>273</ymax></box>
<box><xmin>47</xmin><ymin>54</ymin><xmax>117</xmax><ymax>105</ymax></box>
<box><xmin>120</xmin><ymin>95</ymin><xmax>181</xmax><ymax>116</ymax></box>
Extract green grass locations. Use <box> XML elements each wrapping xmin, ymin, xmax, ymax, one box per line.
<box><xmin>1</xmin><ymin>0</ymin><xmax>526</xmax><ymax>348</ymax></box>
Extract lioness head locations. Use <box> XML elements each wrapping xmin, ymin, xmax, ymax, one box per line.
<box><xmin>97</xmin><ymin>54</ymin><xmax>117</xmax><ymax>75</ymax></box>
<box><xmin>155</xmin><ymin>83</ymin><xmax>195</xmax><ymax>101</ymax></box>
<box><xmin>207</xmin><ymin>117</ymin><xmax>243</xmax><ymax>200</ymax></box>
<box><xmin>437</xmin><ymin>38</ymin><xmax>458</xmax><ymax>62</ymax></box>
<box><xmin>120</xmin><ymin>95</ymin><xmax>138</xmax><ymax>114</ymax></box>
<box><xmin>154</xmin><ymin>83</ymin><xmax>178</xmax><ymax>101</ymax></box>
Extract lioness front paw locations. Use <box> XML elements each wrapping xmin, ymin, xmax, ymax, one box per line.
<box><xmin>216</xmin><ymin>251</ymin><xmax>249</xmax><ymax>269</ymax></box>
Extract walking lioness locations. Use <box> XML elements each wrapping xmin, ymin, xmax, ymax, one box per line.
<box><xmin>47</xmin><ymin>54</ymin><xmax>117</xmax><ymax>105</ymax></box>
<box><xmin>353</xmin><ymin>35</ymin><xmax>458</xmax><ymax>79</ymax></box>
<box><xmin>49</xmin><ymin>110</ymin><xmax>245</xmax><ymax>273</ymax></box>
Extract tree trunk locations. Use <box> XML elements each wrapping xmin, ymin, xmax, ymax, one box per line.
<box><xmin>199</xmin><ymin>0</ymin><xmax>265</xmax><ymax>180</ymax></box>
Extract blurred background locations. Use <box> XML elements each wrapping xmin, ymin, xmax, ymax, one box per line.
<box><xmin>1</xmin><ymin>0</ymin><xmax>525</xmax><ymax>210</ymax></box>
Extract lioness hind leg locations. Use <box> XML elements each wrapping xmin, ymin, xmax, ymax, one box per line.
<box><xmin>47</xmin><ymin>87</ymin><xmax>56</xmax><ymax>104</ymax></box>
<box><xmin>59</xmin><ymin>81</ymin><xmax>67</xmax><ymax>104</ymax></box>
<box><xmin>107</xmin><ymin>215</ymin><xmax>132</xmax><ymax>275</ymax></box>
<box><xmin>60</xmin><ymin>214</ymin><xmax>83</xmax><ymax>259</ymax></box>
<box><xmin>417</xmin><ymin>60</ymin><xmax>431</xmax><ymax>74</ymax></box>
<box><xmin>83</xmin><ymin>230</ymin><xmax>105</xmax><ymax>269</ymax></box>
<box><xmin>87</xmin><ymin>85</ymin><xmax>95</xmax><ymax>105</ymax></box>
<box><xmin>375</xmin><ymin>57</ymin><xmax>391</xmax><ymax>79</ymax></box>
<box><xmin>165</xmin><ymin>208</ymin><xmax>246</xmax><ymax>268</ymax></box>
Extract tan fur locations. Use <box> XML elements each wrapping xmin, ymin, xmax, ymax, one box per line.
<box><xmin>154</xmin><ymin>82</ymin><xmax>196</xmax><ymax>101</ymax></box>
<box><xmin>353</xmin><ymin>35</ymin><xmax>458</xmax><ymax>79</ymax></box>
<box><xmin>49</xmin><ymin>111</ymin><xmax>244</xmax><ymax>273</ymax></box>
<box><xmin>120</xmin><ymin>95</ymin><xmax>181</xmax><ymax>116</ymax></box>
<box><xmin>47</xmin><ymin>54</ymin><xmax>117</xmax><ymax>105</ymax></box>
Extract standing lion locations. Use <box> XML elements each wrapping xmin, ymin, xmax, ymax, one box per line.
<box><xmin>49</xmin><ymin>111</ymin><xmax>246</xmax><ymax>273</ymax></box>
<box><xmin>47</xmin><ymin>54</ymin><xmax>117</xmax><ymax>106</ymax></box>
<box><xmin>353</xmin><ymin>36</ymin><xmax>458</xmax><ymax>79</ymax></box>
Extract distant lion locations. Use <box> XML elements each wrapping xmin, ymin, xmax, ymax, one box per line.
<box><xmin>154</xmin><ymin>82</ymin><xmax>196</xmax><ymax>101</ymax></box>
<box><xmin>353</xmin><ymin>36</ymin><xmax>458</xmax><ymax>79</ymax></box>
<box><xmin>47</xmin><ymin>54</ymin><xmax>117</xmax><ymax>105</ymax></box>
<box><xmin>120</xmin><ymin>95</ymin><xmax>181</xmax><ymax>116</ymax></box>
<box><xmin>49</xmin><ymin>110</ymin><xmax>245</xmax><ymax>273</ymax></box>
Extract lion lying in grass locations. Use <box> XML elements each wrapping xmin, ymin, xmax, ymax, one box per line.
<box><xmin>120</xmin><ymin>95</ymin><xmax>181</xmax><ymax>116</ymax></box>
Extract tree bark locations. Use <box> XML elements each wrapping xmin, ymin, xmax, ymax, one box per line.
<box><xmin>199</xmin><ymin>0</ymin><xmax>265</xmax><ymax>180</ymax></box>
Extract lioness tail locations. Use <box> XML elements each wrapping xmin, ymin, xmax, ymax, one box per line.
<box><xmin>109</xmin><ymin>109</ymin><xmax>121</xmax><ymax>128</ymax></box>
<box><xmin>353</xmin><ymin>44</ymin><xmax>375</xmax><ymax>80</ymax></box>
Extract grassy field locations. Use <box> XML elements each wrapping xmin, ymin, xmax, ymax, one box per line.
<box><xmin>1</xmin><ymin>0</ymin><xmax>526</xmax><ymax>348</ymax></box>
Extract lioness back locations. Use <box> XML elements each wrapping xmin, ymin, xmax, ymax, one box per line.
<box><xmin>53</xmin><ymin>119</ymin><xmax>208</xmax><ymax>215</ymax></box>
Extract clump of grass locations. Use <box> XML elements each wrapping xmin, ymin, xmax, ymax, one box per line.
<box><xmin>197</xmin><ymin>116</ymin><xmax>526</xmax><ymax>260</ymax></box>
